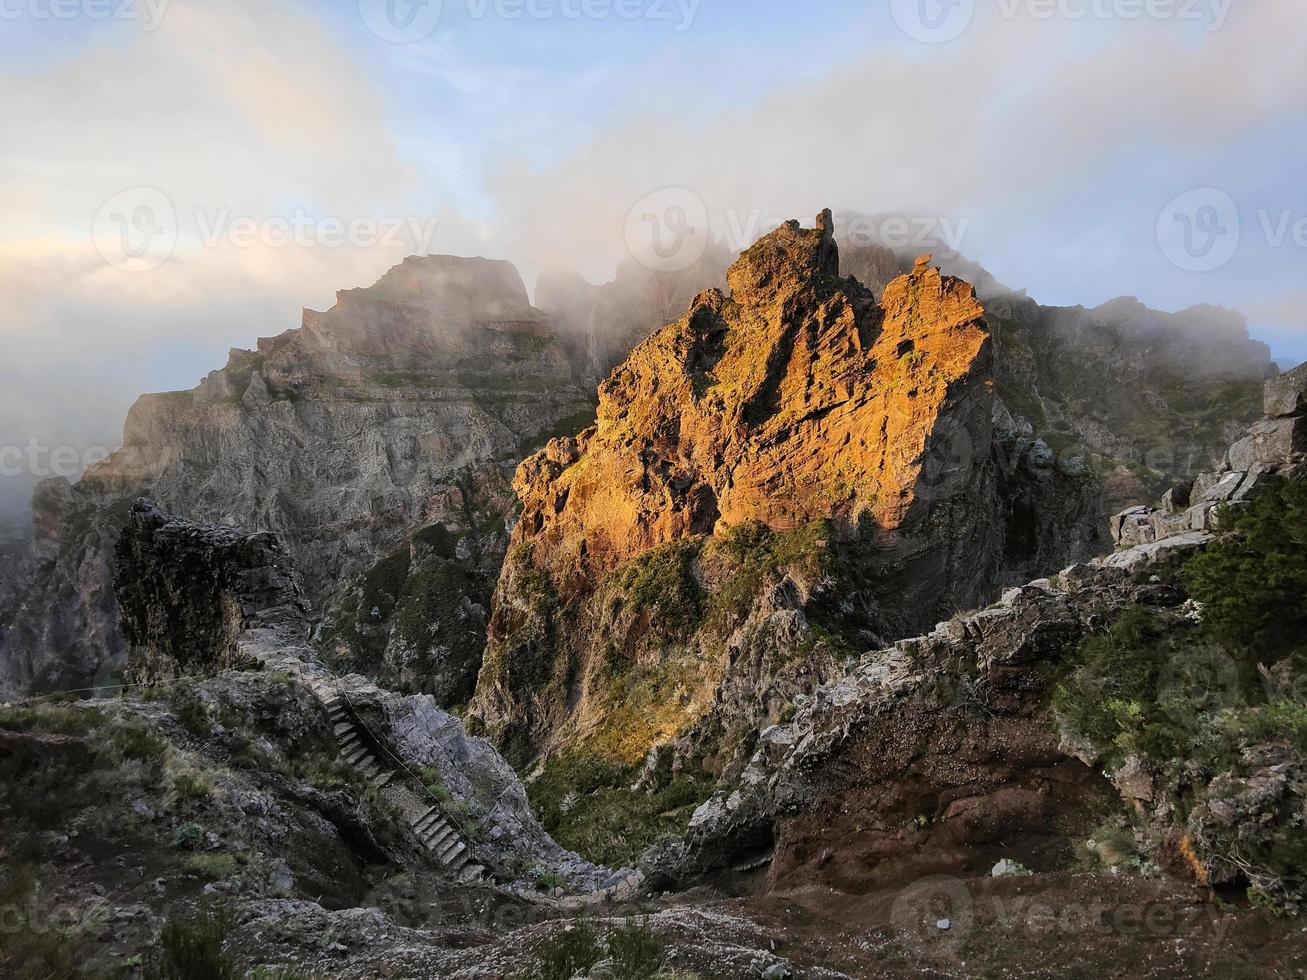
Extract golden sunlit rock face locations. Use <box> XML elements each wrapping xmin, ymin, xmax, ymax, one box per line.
<box><xmin>469</xmin><ymin>212</ymin><xmax>1009</xmax><ymax>773</ymax></box>
<box><xmin>511</xmin><ymin>215</ymin><xmax>989</xmax><ymax>588</ymax></box>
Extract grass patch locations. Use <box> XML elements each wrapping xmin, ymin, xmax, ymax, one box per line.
<box><xmin>171</xmin><ymin>770</ymin><xmax>213</xmax><ymax>802</ymax></box>
<box><xmin>111</xmin><ymin>723</ymin><xmax>169</xmax><ymax>764</ymax></box>
<box><xmin>608</xmin><ymin>918</ymin><xmax>666</xmax><ymax>979</ymax></box>
<box><xmin>528</xmin><ymin>748</ymin><xmax>712</xmax><ymax>867</ymax></box>
<box><xmin>521</xmin><ymin>922</ymin><xmax>602</xmax><ymax>980</ymax></box>
<box><xmin>0</xmin><ymin>702</ymin><xmax>106</xmax><ymax>735</ymax></box>
<box><xmin>183</xmin><ymin>853</ymin><xmax>237</xmax><ymax>881</ymax></box>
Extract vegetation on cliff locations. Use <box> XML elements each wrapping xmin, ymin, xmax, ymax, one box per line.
<box><xmin>1054</xmin><ymin>479</ymin><xmax>1307</xmax><ymax>909</ymax></box>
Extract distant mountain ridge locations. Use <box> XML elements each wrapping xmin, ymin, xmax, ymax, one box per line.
<box><xmin>0</xmin><ymin>255</ymin><xmax>593</xmax><ymax>701</ymax></box>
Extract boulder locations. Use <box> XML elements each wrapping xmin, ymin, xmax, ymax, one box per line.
<box><xmin>1264</xmin><ymin>361</ymin><xmax>1307</xmax><ymax>418</ymax></box>
<box><xmin>1227</xmin><ymin>416</ymin><xmax>1307</xmax><ymax>472</ymax></box>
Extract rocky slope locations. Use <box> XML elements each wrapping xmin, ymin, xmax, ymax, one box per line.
<box><xmin>673</xmin><ymin>363</ymin><xmax>1307</xmax><ymax>917</ymax></box>
<box><xmin>0</xmin><ymin>256</ymin><xmax>594</xmax><ymax>702</ymax></box>
<box><xmin>468</xmin><ymin>213</ymin><xmax>1103</xmax><ymax>863</ymax></box>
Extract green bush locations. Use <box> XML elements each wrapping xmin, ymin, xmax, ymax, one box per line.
<box><xmin>608</xmin><ymin>918</ymin><xmax>666</xmax><ymax>979</ymax></box>
<box><xmin>144</xmin><ymin>906</ymin><xmax>239</xmax><ymax>980</ymax></box>
<box><xmin>1182</xmin><ymin>478</ymin><xmax>1307</xmax><ymax>658</ymax></box>
<box><xmin>171</xmin><ymin>822</ymin><xmax>204</xmax><ymax>850</ymax></box>
<box><xmin>522</xmin><ymin>922</ymin><xmax>602</xmax><ymax>980</ymax></box>
<box><xmin>111</xmin><ymin>723</ymin><xmax>169</xmax><ymax>764</ymax></box>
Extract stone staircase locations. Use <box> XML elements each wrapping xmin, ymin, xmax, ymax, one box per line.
<box><xmin>309</xmin><ymin>679</ymin><xmax>487</xmax><ymax>883</ymax></box>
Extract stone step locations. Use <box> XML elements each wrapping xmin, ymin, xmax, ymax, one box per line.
<box><xmin>358</xmin><ymin>758</ymin><xmax>381</xmax><ymax>778</ymax></box>
<box><xmin>343</xmin><ymin>746</ymin><xmax>369</xmax><ymax>766</ymax></box>
<box><xmin>332</xmin><ymin>722</ymin><xmax>353</xmax><ymax>737</ymax></box>
<box><xmin>421</xmin><ymin>817</ymin><xmax>451</xmax><ymax>840</ymax></box>
<box><xmin>369</xmin><ymin>772</ymin><xmax>393</xmax><ymax>789</ymax></box>
<box><xmin>425</xmin><ymin>824</ymin><xmax>456</xmax><ymax>851</ymax></box>
<box><xmin>438</xmin><ymin>838</ymin><xmax>467</xmax><ymax>865</ymax></box>
<box><xmin>412</xmin><ymin>808</ymin><xmax>441</xmax><ymax>833</ymax></box>
<box><xmin>338</xmin><ymin>733</ymin><xmax>362</xmax><ymax>752</ymax></box>
<box><xmin>445</xmin><ymin>845</ymin><xmax>470</xmax><ymax>872</ymax></box>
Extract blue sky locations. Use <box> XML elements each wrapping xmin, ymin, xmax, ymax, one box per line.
<box><xmin>1</xmin><ymin>0</ymin><xmax>1305</xmax><ymax>514</ymax></box>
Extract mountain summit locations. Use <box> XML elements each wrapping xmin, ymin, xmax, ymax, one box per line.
<box><xmin>468</xmin><ymin>214</ymin><xmax>1100</xmax><ymax>857</ymax></box>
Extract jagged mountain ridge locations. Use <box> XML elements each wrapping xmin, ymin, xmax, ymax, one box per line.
<box><xmin>0</xmin><ymin>256</ymin><xmax>594</xmax><ymax>701</ymax></box>
<box><xmin>468</xmin><ymin>215</ymin><xmax>1102</xmax><ymax>861</ymax></box>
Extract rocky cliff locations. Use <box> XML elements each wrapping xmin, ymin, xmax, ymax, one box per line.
<box><xmin>0</xmin><ymin>255</ymin><xmax>594</xmax><ymax>702</ymax></box>
<box><xmin>674</xmin><ymin>364</ymin><xmax>1307</xmax><ymax>914</ymax></box>
<box><xmin>860</xmin><ymin>235</ymin><xmax>1277</xmax><ymax>513</ymax></box>
<box><xmin>468</xmin><ymin>213</ymin><xmax>1102</xmax><ymax>863</ymax></box>
<box><xmin>543</xmin><ymin>224</ymin><xmax>1275</xmax><ymax>520</ymax></box>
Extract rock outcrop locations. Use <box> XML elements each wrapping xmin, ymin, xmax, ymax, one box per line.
<box><xmin>470</xmin><ymin>213</ymin><xmax>1101</xmax><ymax>812</ymax></box>
<box><xmin>115</xmin><ymin>500</ymin><xmax>309</xmax><ymax>683</ymax></box>
<box><xmin>1112</xmin><ymin>359</ymin><xmax>1306</xmax><ymax>548</ymax></box>
<box><xmin>0</xmin><ymin>255</ymin><xmax>594</xmax><ymax>701</ymax></box>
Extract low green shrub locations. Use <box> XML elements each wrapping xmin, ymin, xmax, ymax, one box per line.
<box><xmin>144</xmin><ymin>905</ymin><xmax>238</xmax><ymax>980</ymax></box>
<box><xmin>522</xmin><ymin>922</ymin><xmax>602</xmax><ymax>980</ymax></box>
<box><xmin>1182</xmin><ymin>478</ymin><xmax>1307</xmax><ymax>658</ymax></box>
<box><xmin>608</xmin><ymin>918</ymin><xmax>666</xmax><ymax>979</ymax></box>
<box><xmin>171</xmin><ymin>821</ymin><xmax>204</xmax><ymax>850</ymax></box>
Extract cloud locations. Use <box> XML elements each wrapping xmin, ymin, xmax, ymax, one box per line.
<box><xmin>0</xmin><ymin>0</ymin><xmax>439</xmax><ymax>510</ymax></box>
<box><xmin>487</xmin><ymin>1</ymin><xmax>1307</xmax><ymax>282</ymax></box>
